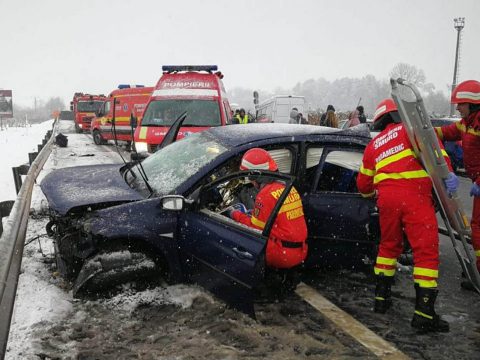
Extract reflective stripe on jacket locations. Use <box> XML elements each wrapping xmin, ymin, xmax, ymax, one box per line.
<box><xmin>233</xmin><ymin>182</ymin><xmax>307</xmax><ymax>242</ymax></box>
<box><xmin>357</xmin><ymin>123</ymin><xmax>452</xmax><ymax>197</ymax></box>
<box><xmin>435</xmin><ymin>110</ymin><xmax>480</xmax><ymax>184</ymax></box>
<box><xmin>235</xmin><ymin>114</ymin><xmax>249</xmax><ymax>124</ymax></box>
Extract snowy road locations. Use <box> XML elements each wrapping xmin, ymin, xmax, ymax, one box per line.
<box><xmin>5</xmin><ymin>120</ymin><xmax>480</xmax><ymax>359</ymax></box>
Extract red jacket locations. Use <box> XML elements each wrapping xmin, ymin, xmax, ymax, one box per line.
<box><xmin>357</xmin><ymin>123</ymin><xmax>451</xmax><ymax>196</ymax></box>
<box><xmin>232</xmin><ymin>182</ymin><xmax>308</xmax><ymax>268</ymax></box>
<box><xmin>435</xmin><ymin>110</ymin><xmax>480</xmax><ymax>184</ymax></box>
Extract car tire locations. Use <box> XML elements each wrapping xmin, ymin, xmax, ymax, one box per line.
<box><xmin>72</xmin><ymin>250</ymin><xmax>163</xmax><ymax>298</ymax></box>
<box><xmin>93</xmin><ymin>130</ymin><xmax>106</xmax><ymax>145</ymax></box>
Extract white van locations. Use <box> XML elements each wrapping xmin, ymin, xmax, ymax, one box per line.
<box><xmin>255</xmin><ymin>95</ymin><xmax>306</xmax><ymax>123</ymax></box>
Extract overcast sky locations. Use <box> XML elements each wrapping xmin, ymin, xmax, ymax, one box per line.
<box><xmin>2</xmin><ymin>0</ymin><xmax>479</xmax><ymax>108</ymax></box>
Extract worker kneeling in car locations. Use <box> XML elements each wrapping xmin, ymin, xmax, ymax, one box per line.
<box><xmin>227</xmin><ymin>148</ymin><xmax>308</xmax><ymax>269</ymax></box>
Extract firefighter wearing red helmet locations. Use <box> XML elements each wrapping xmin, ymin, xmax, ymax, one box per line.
<box><xmin>357</xmin><ymin>98</ymin><xmax>455</xmax><ymax>333</ymax></box>
<box><xmin>229</xmin><ymin>148</ymin><xmax>308</xmax><ymax>269</ymax></box>
<box><xmin>435</xmin><ymin>79</ymin><xmax>480</xmax><ymax>290</ymax></box>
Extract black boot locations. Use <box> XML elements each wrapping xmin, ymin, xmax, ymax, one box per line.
<box><xmin>374</xmin><ymin>274</ymin><xmax>393</xmax><ymax>314</ymax></box>
<box><xmin>411</xmin><ymin>285</ymin><xmax>449</xmax><ymax>333</ymax></box>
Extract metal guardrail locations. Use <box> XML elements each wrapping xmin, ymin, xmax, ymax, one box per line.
<box><xmin>0</xmin><ymin>121</ymin><xmax>57</xmax><ymax>359</ymax></box>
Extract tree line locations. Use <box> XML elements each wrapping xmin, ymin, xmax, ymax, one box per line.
<box><xmin>229</xmin><ymin>63</ymin><xmax>451</xmax><ymax>119</ymax></box>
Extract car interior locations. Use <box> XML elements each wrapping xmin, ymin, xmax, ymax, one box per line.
<box><xmin>306</xmin><ymin>148</ymin><xmax>363</xmax><ymax>193</ymax></box>
<box><xmin>199</xmin><ymin>146</ymin><xmax>363</xmax><ymax>218</ymax></box>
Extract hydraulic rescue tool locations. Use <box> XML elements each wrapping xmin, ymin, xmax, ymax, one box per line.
<box><xmin>391</xmin><ymin>78</ymin><xmax>480</xmax><ymax>294</ymax></box>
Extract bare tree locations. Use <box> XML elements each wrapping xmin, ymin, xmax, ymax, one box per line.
<box><xmin>389</xmin><ymin>63</ymin><xmax>435</xmax><ymax>93</ymax></box>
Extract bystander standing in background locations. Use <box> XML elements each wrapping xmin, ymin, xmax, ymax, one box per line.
<box><xmin>348</xmin><ymin>110</ymin><xmax>360</xmax><ymax>127</ymax></box>
<box><xmin>289</xmin><ymin>107</ymin><xmax>299</xmax><ymax>124</ymax></box>
<box><xmin>324</xmin><ymin>110</ymin><xmax>338</xmax><ymax>128</ymax></box>
<box><xmin>357</xmin><ymin>105</ymin><xmax>367</xmax><ymax>124</ymax></box>
<box><xmin>320</xmin><ymin>105</ymin><xmax>335</xmax><ymax>126</ymax></box>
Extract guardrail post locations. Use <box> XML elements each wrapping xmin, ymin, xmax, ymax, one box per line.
<box><xmin>11</xmin><ymin>164</ymin><xmax>30</xmax><ymax>194</ymax></box>
<box><xmin>0</xmin><ymin>201</ymin><xmax>14</xmax><ymax>236</ymax></box>
<box><xmin>28</xmin><ymin>152</ymin><xmax>38</xmax><ymax>165</ymax></box>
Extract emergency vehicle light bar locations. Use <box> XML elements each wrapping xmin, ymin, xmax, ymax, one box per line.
<box><xmin>162</xmin><ymin>65</ymin><xmax>218</xmax><ymax>73</ymax></box>
<box><xmin>118</xmin><ymin>84</ymin><xmax>146</xmax><ymax>89</ymax></box>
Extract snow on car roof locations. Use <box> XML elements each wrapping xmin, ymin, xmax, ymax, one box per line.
<box><xmin>206</xmin><ymin>123</ymin><xmax>370</xmax><ymax>148</ymax></box>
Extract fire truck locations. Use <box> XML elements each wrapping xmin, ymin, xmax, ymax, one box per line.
<box><xmin>70</xmin><ymin>93</ymin><xmax>106</xmax><ymax>133</ymax></box>
<box><xmin>90</xmin><ymin>85</ymin><xmax>153</xmax><ymax>146</ymax></box>
<box><xmin>133</xmin><ymin>65</ymin><xmax>232</xmax><ymax>153</ymax></box>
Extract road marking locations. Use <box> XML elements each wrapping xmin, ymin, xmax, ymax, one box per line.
<box><xmin>295</xmin><ymin>282</ymin><xmax>410</xmax><ymax>360</ymax></box>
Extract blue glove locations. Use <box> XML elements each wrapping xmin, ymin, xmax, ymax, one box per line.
<box><xmin>224</xmin><ymin>203</ymin><xmax>248</xmax><ymax>218</ymax></box>
<box><xmin>231</xmin><ymin>203</ymin><xmax>247</xmax><ymax>214</ymax></box>
<box><xmin>444</xmin><ymin>172</ymin><xmax>459</xmax><ymax>194</ymax></box>
<box><xmin>470</xmin><ymin>183</ymin><xmax>480</xmax><ymax>197</ymax></box>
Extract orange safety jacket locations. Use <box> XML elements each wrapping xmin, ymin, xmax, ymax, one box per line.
<box><xmin>232</xmin><ymin>181</ymin><xmax>308</xmax><ymax>269</ymax></box>
<box><xmin>357</xmin><ymin>123</ymin><xmax>451</xmax><ymax>197</ymax></box>
<box><xmin>435</xmin><ymin>110</ymin><xmax>480</xmax><ymax>185</ymax></box>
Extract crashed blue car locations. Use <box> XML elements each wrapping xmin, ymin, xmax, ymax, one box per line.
<box><xmin>41</xmin><ymin>123</ymin><xmax>379</xmax><ymax>313</ymax></box>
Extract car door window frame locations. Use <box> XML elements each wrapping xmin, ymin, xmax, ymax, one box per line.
<box><xmin>308</xmin><ymin>145</ymin><xmax>364</xmax><ymax>194</ymax></box>
<box><xmin>193</xmin><ymin>170</ymin><xmax>296</xmax><ymax>238</ymax></box>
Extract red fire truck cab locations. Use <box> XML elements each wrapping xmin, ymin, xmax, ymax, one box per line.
<box><xmin>90</xmin><ymin>85</ymin><xmax>153</xmax><ymax>146</ymax></box>
<box><xmin>70</xmin><ymin>93</ymin><xmax>106</xmax><ymax>133</ymax></box>
<box><xmin>134</xmin><ymin>65</ymin><xmax>232</xmax><ymax>153</ymax></box>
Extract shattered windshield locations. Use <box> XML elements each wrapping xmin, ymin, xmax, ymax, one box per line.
<box><xmin>77</xmin><ymin>101</ymin><xmax>104</xmax><ymax>112</ymax></box>
<box><xmin>132</xmin><ymin>133</ymin><xmax>228</xmax><ymax>194</ymax></box>
<box><xmin>142</xmin><ymin>99</ymin><xmax>221</xmax><ymax>127</ymax></box>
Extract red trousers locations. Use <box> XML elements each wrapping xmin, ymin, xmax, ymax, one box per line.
<box><xmin>472</xmin><ymin>195</ymin><xmax>480</xmax><ymax>270</ymax></box>
<box><xmin>375</xmin><ymin>189</ymin><xmax>439</xmax><ymax>287</ymax></box>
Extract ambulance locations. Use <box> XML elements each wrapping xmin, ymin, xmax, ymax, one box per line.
<box><xmin>70</xmin><ymin>93</ymin><xmax>106</xmax><ymax>133</ymax></box>
<box><xmin>90</xmin><ymin>85</ymin><xmax>153</xmax><ymax>146</ymax></box>
<box><xmin>134</xmin><ymin>65</ymin><xmax>232</xmax><ymax>153</ymax></box>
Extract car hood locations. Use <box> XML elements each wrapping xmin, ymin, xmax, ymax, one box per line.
<box><xmin>40</xmin><ymin>164</ymin><xmax>143</xmax><ymax>215</ymax></box>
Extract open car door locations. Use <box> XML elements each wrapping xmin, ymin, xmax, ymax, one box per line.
<box><xmin>178</xmin><ymin>170</ymin><xmax>296</xmax><ymax>315</ymax></box>
<box><xmin>157</xmin><ymin>111</ymin><xmax>187</xmax><ymax>150</ymax></box>
<box><xmin>302</xmin><ymin>147</ymin><xmax>380</xmax><ymax>268</ymax></box>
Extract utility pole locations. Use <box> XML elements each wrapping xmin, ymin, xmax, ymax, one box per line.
<box><xmin>450</xmin><ymin>17</ymin><xmax>465</xmax><ymax>117</ymax></box>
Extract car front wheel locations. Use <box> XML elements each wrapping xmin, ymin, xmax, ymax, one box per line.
<box><xmin>93</xmin><ymin>130</ymin><xmax>106</xmax><ymax>145</ymax></box>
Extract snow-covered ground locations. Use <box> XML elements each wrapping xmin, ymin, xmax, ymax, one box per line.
<box><xmin>3</xmin><ymin>121</ymin><xmax>373</xmax><ymax>359</ymax></box>
<box><xmin>3</xmin><ymin>120</ymin><xmax>479</xmax><ymax>359</ymax></box>
<box><xmin>0</xmin><ymin>121</ymin><xmax>54</xmax><ymax>202</ymax></box>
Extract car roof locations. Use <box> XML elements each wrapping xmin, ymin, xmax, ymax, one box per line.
<box><xmin>205</xmin><ymin>123</ymin><xmax>371</xmax><ymax>148</ymax></box>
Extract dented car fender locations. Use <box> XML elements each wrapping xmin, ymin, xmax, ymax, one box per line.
<box><xmin>83</xmin><ymin>198</ymin><xmax>185</xmax><ymax>282</ymax></box>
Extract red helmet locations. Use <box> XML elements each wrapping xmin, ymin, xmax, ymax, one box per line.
<box><xmin>373</xmin><ymin>98</ymin><xmax>398</xmax><ymax>124</ymax></box>
<box><xmin>451</xmin><ymin>80</ymin><xmax>480</xmax><ymax>104</ymax></box>
<box><xmin>240</xmin><ymin>148</ymin><xmax>278</xmax><ymax>171</ymax></box>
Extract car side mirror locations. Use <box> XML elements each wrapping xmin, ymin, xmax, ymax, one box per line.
<box><xmin>160</xmin><ymin>195</ymin><xmax>185</xmax><ymax>211</ymax></box>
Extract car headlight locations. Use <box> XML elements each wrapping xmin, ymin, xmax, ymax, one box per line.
<box><xmin>135</xmin><ymin>141</ymin><xmax>148</xmax><ymax>153</ymax></box>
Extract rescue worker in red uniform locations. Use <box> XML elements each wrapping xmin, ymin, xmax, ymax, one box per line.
<box><xmin>357</xmin><ymin>99</ymin><xmax>457</xmax><ymax>333</ymax></box>
<box><xmin>435</xmin><ymin>80</ymin><xmax>480</xmax><ymax>290</ymax></box>
<box><xmin>229</xmin><ymin>148</ymin><xmax>308</xmax><ymax>269</ymax></box>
